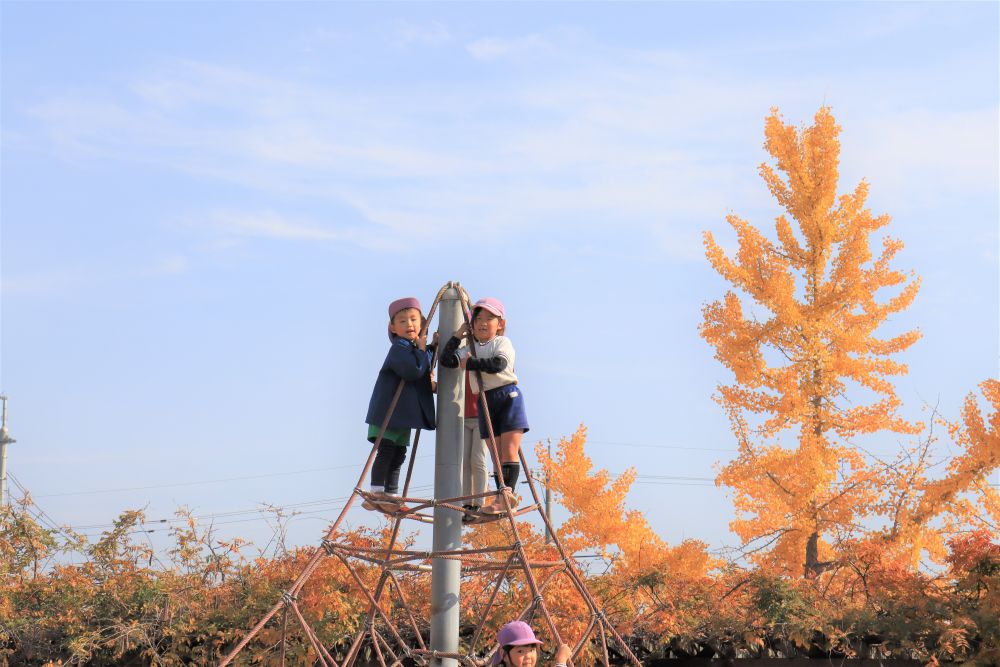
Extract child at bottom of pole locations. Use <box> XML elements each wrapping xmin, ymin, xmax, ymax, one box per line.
<box><xmin>363</xmin><ymin>297</ymin><xmax>436</xmax><ymax>512</ymax></box>
<box><xmin>491</xmin><ymin>621</ymin><xmax>572</xmax><ymax>667</ymax></box>
<box><xmin>441</xmin><ymin>297</ymin><xmax>528</xmax><ymax>516</ymax></box>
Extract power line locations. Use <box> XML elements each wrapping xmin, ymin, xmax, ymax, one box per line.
<box><xmin>72</xmin><ymin>490</ymin><xmax>443</xmax><ymax>540</ymax></box>
<box><xmin>534</xmin><ymin>436</ymin><xmax>736</xmax><ymax>453</ymax></box>
<box><xmin>49</xmin><ymin>484</ymin><xmax>438</xmax><ymax>534</ymax></box>
<box><xmin>30</xmin><ymin>456</ymin><xmax>434</xmax><ymax>499</ymax></box>
<box><xmin>8</xmin><ymin>474</ymin><xmax>80</xmax><ymax>541</ymax></box>
<box><xmin>14</xmin><ymin>464</ymin><xmax>718</xmax><ymax>535</ymax></box>
<box><xmin>586</xmin><ymin>439</ymin><xmax>735</xmax><ymax>453</ymax></box>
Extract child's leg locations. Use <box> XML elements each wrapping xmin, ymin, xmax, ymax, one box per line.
<box><xmin>462</xmin><ymin>419</ymin><xmax>475</xmax><ymax>500</ymax></box>
<box><xmin>382</xmin><ymin>444</ymin><xmax>408</xmax><ymax>495</ymax></box>
<box><xmin>371</xmin><ymin>443</ymin><xmax>397</xmax><ymax>493</ymax></box>
<box><xmin>482</xmin><ymin>430</ymin><xmax>525</xmax><ymax>514</ymax></box>
<box><xmin>481</xmin><ymin>385</ymin><xmax>529</xmax><ymax>513</ymax></box>
<box><xmin>462</xmin><ymin>419</ymin><xmax>489</xmax><ymax>523</ymax></box>
<box><xmin>368</xmin><ymin>426</ymin><xmax>408</xmax><ymax>493</ymax></box>
<box><xmin>498</xmin><ymin>430</ymin><xmax>523</xmax><ymax>490</ymax></box>
<box><xmin>471</xmin><ymin>432</ymin><xmax>489</xmax><ymax>499</ymax></box>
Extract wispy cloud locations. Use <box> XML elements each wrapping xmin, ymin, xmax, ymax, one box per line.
<box><xmin>151</xmin><ymin>255</ymin><xmax>190</xmax><ymax>275</ymax></box>
<box><xmin>187</xmin><ymin>209</ymin><xmax>408</xmax><ymax>253</ymax></box>
<box><xmin>14</xmin><ymin>28</ymin><xmax>997</xmax><ymax>261</ymax></box>
<box><xmin>847</xmin><ymin>108</ymin><xmax>999</xmax><ymax>201</ymax></box>
<box><xmin>2</xmin><ymin>267</ymin><xmax>93</xmax><ymax>297</ymax></box>
<box><xmin>466</xmin><ymin>33</ymin><xmax>550</xmax><ymax>61</ymax></box>
<box><xmin>4</xmin><ymin>254</ymin><xmax>191</xmax><ymax>297</ymax></box>
<box><xmin>394</xmin><ymin>20</ymin><xmax>452</xmax><ymax>47</ymax></box>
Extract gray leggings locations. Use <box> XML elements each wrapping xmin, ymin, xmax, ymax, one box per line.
<box><xmin>463</xmin><ymin>417</ymin><xmax>489</xmax><ymax>503</ymax></box>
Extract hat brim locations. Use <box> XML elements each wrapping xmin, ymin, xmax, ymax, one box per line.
<box><xmin>475</xmin><ymin>304</ymin><xmax>504</xmax><ymax>318</ymax></box>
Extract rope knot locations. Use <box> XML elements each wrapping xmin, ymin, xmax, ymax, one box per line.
<box><xmin>321</xmin><ymin>539</ymin><xmax>336</xmax><ymax>555</ymax></box>
<box><xmin>281</xmin><ymin>590</ymin><xmax>298</xmax><ymax>606</ymax></box>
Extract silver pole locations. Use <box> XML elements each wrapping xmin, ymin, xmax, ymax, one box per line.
<box><xmin>430</xmin><ymin>284</ymin><xmax>463</xmax><ymax>667</ymax></box>
<box><xmin>0</xmin><ymin>395</ymin><xmax>15</xmax><ymax>507</ymax></box>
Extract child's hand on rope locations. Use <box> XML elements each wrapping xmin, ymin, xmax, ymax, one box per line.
<box><xmin>555</xmin><ymin>644</ymin><xmax>572</xmax><ymax>665</ymax></box>
<box><xmin>416</xmin><ymin>329</ymin><xmax>428</xmax><ymax>351</ymax></box>
<box><xmin>455</xmin><ymin>322</ymin><xmax>470</xmax><ymax>339</ymax></box>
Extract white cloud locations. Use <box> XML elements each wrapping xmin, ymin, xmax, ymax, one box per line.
<box><xmin>2</xmin><ymin>267</ymin><xmax>90</xmax><ymax>297</ymax></box>
<box><xmin>393</xmin><ymin>20</ymin><xmax>451</xmax><ymax>47</ymax></box>
<box><xmin>16</xmin><ymin>35</ymin><xmax>998</xmax><ymax>262</ymax></box>
<box><xmin>846</xmin><ymin>107</ymin><xmax>1000</xmax><ymax>204</ymax></box>
<box><xmin>188</xmin><ymin>210</ymin><xmax>408</xmax><ymax>253</ymax></box>
<box><xmin>466</xmin><ymin>34</ymin><xmax>550</xmax><ymax>61</ymax></box>
<box><xmin>152</xmin><ymin>255</ymin><xmax>190</xmax><ymax>275</ymax></box>
<box><xmin>293</xmin><ymin>27</ymin><xmax>350</xmax><ymax>54</ymax></box>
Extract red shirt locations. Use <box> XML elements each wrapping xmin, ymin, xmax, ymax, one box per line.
<box><xmin>464</xmin><ymin>373</ymin><xmax>479</xmax><ymax>417</ymax></box>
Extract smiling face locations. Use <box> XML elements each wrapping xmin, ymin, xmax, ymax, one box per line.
<box><xmin>473</xmin><ymin>308</ymin><xmax>503</xmax><ymax>343</ymax></box>
<box><xmin>389</xmin><ymin>307</ymin><xmax>423</xmax><ymax>341</ymax></box>
<box><xmin>502</xmin><ymin>646</ymin><xmax>538</xmax><ymax>667</ymax></box>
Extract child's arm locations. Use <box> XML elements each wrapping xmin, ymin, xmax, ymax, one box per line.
<box><xmin>439</xmin><ymin>335</ymin><xmax>465</xmax><ymax>369</ymax></box>
<box><xmin>465</xmin><ymin>337</ymin><xmax>512</xmax><ymax>374</ymax></box>
<box><xmin>424</xmin><ymin>331</ymin><xmax>439</xmax><ymax>360</ymax></box>
<box><xmin>386</xmin><ymin>339</ymin><xmax>433</xmax><ymax>381</ymax></box>
<box><xmin>465</xmin><ymin>355</ymin><xmax>507</xmax><ymax>373</ymax></box>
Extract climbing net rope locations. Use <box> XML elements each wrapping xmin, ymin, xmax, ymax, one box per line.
<box><xmin>218</xmin><ymin>281</ymin><xmax>641</xmax><ymax>667</ymax></box>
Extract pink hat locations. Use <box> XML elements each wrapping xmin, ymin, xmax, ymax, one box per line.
<box><xmin>389</xmin><ymin>297</ymin><xmax>422</xmax><ymax>319</ymax></box>
<box><xmin>491</xmin><ymin>621</ymin><xmax>542</xmax><ymax>665</ymax></box>
<box><xmin>387</xmin><ymin>297</ymin><xmax>423</xmax><ymax>341</ymax></box>
<box><xmin>474</xmin><ymin>297</ymin><xmax>505</xmax><ymax>319</ymax></box>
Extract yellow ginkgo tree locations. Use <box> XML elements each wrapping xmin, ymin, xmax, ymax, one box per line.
<box><xmin>701</xmin><ymin>107</ymin><xmax>921</xmax><ymax>578</ymax></box>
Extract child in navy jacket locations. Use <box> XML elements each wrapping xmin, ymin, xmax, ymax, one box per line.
<box><xmin>364</xmin><ymin>297</ymin><xmax>436</xmax><ymax>511</ymax></box>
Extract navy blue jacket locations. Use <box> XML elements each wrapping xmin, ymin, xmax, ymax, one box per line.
<box><xmin>365</xmin><ymin>337</ymin><xmax>436</xmax><ymax>432</ymax></box>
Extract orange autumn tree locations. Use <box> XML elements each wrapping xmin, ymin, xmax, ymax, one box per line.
<box><xmin>927</xmin><ymin>379</ymin><xmax>1000</xmax><ymax>532</ymax></box>
<box><xmin>536</xmin><ymin>426</ymin><xmax>720</xmax><ymax>643</ymax></box>
<box><xmin>701</xmin><ymin>107</ymin><xmax>921</xmax><ymax>578</ymax></box>
<box><xmin>536</xmin><ymin>425</ymin><xmax>706</xmax><ymax>577</ymax></box>
<box><xmin>886</xmin><ymin>379</ymin><xmax>1000</xmax><ymax>564</ymax></box>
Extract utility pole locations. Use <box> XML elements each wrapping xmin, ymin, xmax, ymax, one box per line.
<box><xmin>544</xmin><ymin>438</ymin><xmax>553</xmax><ymax>544</ymax></box>
<box><xmin>0</xmin><ymin>395</ymin><xmax>15</xmax><ymax>507</ymax></box>
<box><xmin>430</xmin><ymin>283</ymin><xmax>462</xmax><ymax>667</ymax></box>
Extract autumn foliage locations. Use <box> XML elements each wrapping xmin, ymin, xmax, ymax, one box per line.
<box><xmin>2</xmin><ymin>411</ymin><xmax>998</xmax><ymax>665</ymax></box>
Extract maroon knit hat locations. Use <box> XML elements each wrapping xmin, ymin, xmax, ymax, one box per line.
<box><xmin>389</xmin><ymin>297</ymin><xmax>422</xmax><ymax>319</ymax></box>
<box><xmin>387</xmin><ymin>297</ymin><xmax>423</xmax><ymax>341</ymax></box>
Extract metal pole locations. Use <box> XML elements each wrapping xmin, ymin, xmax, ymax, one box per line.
<box><xmin>0</xmin><ymin>395</ymin><xmax>14</xmax><ymax>507</ymax></box>
<box><xmin>544</xmin><ymin>439</ymin><xmax>553</xmax><ymax>544</ymax></box>
<box><xmin>430</xmin><ymin>284</ymin><xmax>462</xmax><ymax>667</ymax></box>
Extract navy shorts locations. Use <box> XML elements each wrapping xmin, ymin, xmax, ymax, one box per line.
<box><xmin>478</xmin><ymin>384</ymin><xmax>529</xmax><ymax>439</ymax></box>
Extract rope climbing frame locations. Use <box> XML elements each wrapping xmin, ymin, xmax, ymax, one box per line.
<box><xmin>217</xmin><ymin>282</ymin><xmax>641</xmax><ymax>667</ymax></box>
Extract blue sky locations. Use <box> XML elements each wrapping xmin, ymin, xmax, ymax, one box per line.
<box><xmin>1</xmin><ymin>2</ymin><xmax>997</xmax><ymax>559</ymax></box>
